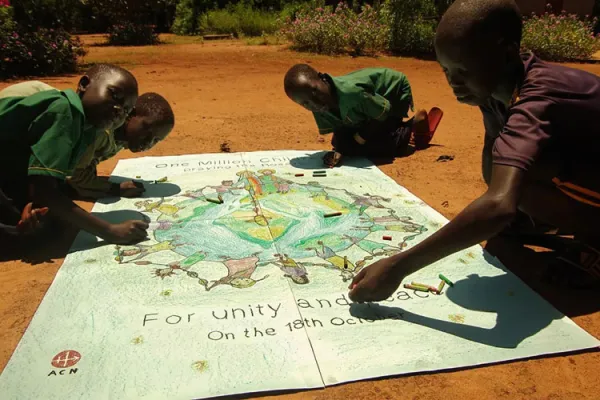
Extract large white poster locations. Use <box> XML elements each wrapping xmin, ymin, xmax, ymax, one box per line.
<box><xmin>1</xmin><ymin>151</ymin><xmax>597</xmax><ymax>399</ymax></box>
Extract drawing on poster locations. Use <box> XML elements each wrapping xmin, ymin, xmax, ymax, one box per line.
<box><xmin>113</xmin><ymin>169</ymin><xmax>428</xmax><ymax>291</ymax></box>
<box><xmin>1</xmin><ymin>151</ymin><xmax>598</xmax><ymax>400</ymax></box>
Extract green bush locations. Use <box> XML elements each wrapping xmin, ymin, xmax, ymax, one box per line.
<box><xmin>0</xmin><ymin>4</ymin><xmax>16</xmax><ymax>33</ymax></box>
<box><xmin>172</xmin><ymin>0</ymin><xmax>211</xmax><ymax>35</ymax></box>
<box><xmin>108</xmin><ymin>22</ymin><xmax>160</xmax><ymax>46</ymax></box>
<box><xmin>199</xmin><ymin>2</ymin><xmax>280</xmax><ymax>37</ymax></box>
<box><xmin>0</xmin><ymin>25</ymin><xmax>87</xmax><ymax>79</ymax></box>
<box><xmin>280</xmin><ymin>2</ymin><xmax>388</xmax><ymax>55</ymax></box>
<box><xmin>521</xmin><ymin>9</ymin><xmax>600</xmax><ymax>61</ymax></box>
<box><xmin>200</xmin><ymin>8</ymin><xmax>240</xmax><ymax>34</ymax></box>
<box><xmin>10</xmin><ymin>0</ymin><xmax>81</xmax><ymax>31</ymax></box>
<box><xmin>385</xmin><ymin>0</ymin><xmax>437</xmax><ymax>55</ymax></box>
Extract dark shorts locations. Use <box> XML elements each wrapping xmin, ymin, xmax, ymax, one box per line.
<box><xmin>483</xmin><ymin>136</ymin><xmax>600</xmax><ymax>203</ymax></box>
<box><xmin>331</xmin><ymin>117</ymin><xmax>412</xmax><ymax>158</ymax></box>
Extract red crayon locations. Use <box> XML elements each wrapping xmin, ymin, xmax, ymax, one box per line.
<box><xmin>295</xmin><ymin>173</ymin><xmax>304</xmax><ymax>177</ymax></box>
<box><xmin>382</xmin><ymin>235</ymin><xmax>392</xmax><ymax>241</ymax></box>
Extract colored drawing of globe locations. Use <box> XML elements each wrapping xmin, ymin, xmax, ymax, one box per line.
<box><xmin>152</xmin><ymin>170</ymin><xmax>424</xmax><ymax>263</ymax></box>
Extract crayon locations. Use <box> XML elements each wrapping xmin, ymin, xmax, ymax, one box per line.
<box><xmin>295</xmin><ymin>173</ymin><xmax>304</xmax><ymax>177</ymax></box>
<box><xmin>437</xmin><ymin>280</ymin><xmax>446</xmax><ymax>293</ymax></box>
<box><xmin>154</xmin><ymin>176</ymin><xmax>168</xmax><ymax>183</ymax></box>
<box><xmin>136</xmin><ymin>175</ymin><xmax>141</xmax><ymax>178</ymax></box>
<box><xmin>218</xmin><ymin>194</ymin><xmax>223</xmax><ymax>203</ymax></box>
<box><xmin>206</xmin><ymin>197</ymin><xmax>222</xmax><ymax>204</ymax></box>
<box><xmin>403</xmin><ymin>284</ymin><xmax>429</xmax><ymax>292</ymax></box>
<box><xmin>324</xmin><ymin>212</ymin><xmax>342</xmax><ymax>218</ymax></box>
<box><xmin>439</xmin><ymin>274</ymin><xmax>454</xmax><ymax>287</ymax></box>
<box><xmin>410</xmin><ymin>282</ymin><xmax>440</xmax><ymax>294</ymax></box>
<box><xmin>382</xmin><ymin>235</ymin><xmax>392</xmax><ymax>241</ymax></box>
<box><xmin>314</xmin><ymin>170</ymin><xmax>327</xmax><ymax>174</ymax></box>
<box><xmin>344</xmin><ymin>256</ymin><xmax>348</xmax><ymax>269</ymax></box>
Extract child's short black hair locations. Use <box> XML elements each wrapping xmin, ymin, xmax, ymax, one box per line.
<box><xmin>284</xmin><ymin>64</ymin><xmax>319</xmax><ymax>95</ymax></box>
<box><xmin>136</xmin><ymin>92</ymin><xmax>175</xmax><ymax>129</ymax></box>
<box><xmin>436</xmin><ymin>0</ymin><xmax>522</xmax><ymax>47</ymax></box>
<box><xmin>86</xmin><ymin>63</ymin><xmax>137</xmax><ymax>85</ymax></box>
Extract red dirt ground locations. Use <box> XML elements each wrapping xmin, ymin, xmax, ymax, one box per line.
<box><xmin>1</xmin><ymin>35</ymin><xmax>599</xmax><ymax>400</ymax></box>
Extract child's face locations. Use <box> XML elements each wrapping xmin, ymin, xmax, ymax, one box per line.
<box><xmin>435</xmin><ymin>39</ymin><xmax>507</xmax><ymax>106</ymax></box>
<box><xmin>79</xmin><ymin>72</ymin><xmax>138</xmax><ymax>131</ymax></box>
<box><xmin>123</xmin><ymin>115</ymin><xmax>172</xmax><ymax>153</ymax></box>
<box><xmin>288</xmin><ymin>76</ymin><xmax>333</xmax><ymax>113</ymax></box>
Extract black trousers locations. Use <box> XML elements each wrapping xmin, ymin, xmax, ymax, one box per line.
<box><xmin>331</xmin><ymin>117</ymin><xmax>413</xmax><ymax>158</ymax></box>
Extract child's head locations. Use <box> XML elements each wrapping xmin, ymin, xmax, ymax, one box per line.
<box><xmin>284</xmin><ymin>64</ymin><xmax>336</xmax><ymax>113</ymax></box>
<box><xmin>78</xmin><ymin>63</ymin><xmax>139</xmax><ymax>131</ymax></box>
<box><xmin>120</xmin><ymin>93</ymin><xmax>175</xmax><ymax>153</ymax></box>
<box><xmin>435</xmin><ymin>0</ymin><xmax>522</xmax><ymax>106</ymax></box>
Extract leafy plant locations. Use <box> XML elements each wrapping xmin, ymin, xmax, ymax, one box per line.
<box><xmin>0</xmin><ymin>24</ymin><xmax>87</xmax><ymax>78</ymax></box>
<box><xmin>385</xmin><ymin>0</ymin><xmax>437</xmax><ymax>55</ymax></box>
<box><xmin>280</xmin><ymin>2</ymin><xmax>388</xmax><ymax>55</ymax></box>
<box><xmin>108</xmin><ymin>21</ymin><xmax>159</xmax><ymax>46</ymax></box>
<box><xmin>521</xmin><ymin>8</ymin><xmax>600</xmax><ymax>61</ymax></box>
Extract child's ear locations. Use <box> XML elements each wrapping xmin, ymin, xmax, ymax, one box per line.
<box><xmin>78</xmin><ymin>75</ymin><xmax>91</xmax><ymax>93</ymax></box>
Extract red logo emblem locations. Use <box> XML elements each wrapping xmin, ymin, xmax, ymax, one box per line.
<box><xmin>51</xmin><ymin>350</ymin><xmax>81</xmax><ymax>368</ymax></box>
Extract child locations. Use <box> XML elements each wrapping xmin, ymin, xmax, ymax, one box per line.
<box><xmin>67</xmin><ymin>91</ymin><xmax>174</xmax><ymax>199</ymax></box>
<box><xmin>349</xmin><ymin>0</ymin><xmax>600</xmax><ymax>302</ymax></box>
<box><xmin>0</xmin><ymin>64</ymin><xmax>149</xmax><ymax>244</ymax></box>
<box><xmin>284</xmin><ymin>64</ymin><xmax>443</xmax><ymax>167</ymax></box>
<box><xmin>0</xmin><ymin>78</ymin><xmax>175</xmax><ymax>199</ymax></box>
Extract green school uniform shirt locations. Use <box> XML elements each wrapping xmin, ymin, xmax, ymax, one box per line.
<box><xmin>0</xmin><ymin>81</ymin><xmax>126</xmax><ymax>197</ymax></box>
<box><xmin>313</xmin><ymin>68</ymin><xmax>414</xmax><ymax>135</ymax></box>
<box><xmin>0</xmin><ymin>89</ymin><xmax>91</xmax><ymax>181</ymax></box>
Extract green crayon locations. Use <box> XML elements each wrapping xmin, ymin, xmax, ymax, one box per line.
<box><xmin>438</xmin><ymin>274</ymin><xmax>454</xmax><ymax>287</ymax></box>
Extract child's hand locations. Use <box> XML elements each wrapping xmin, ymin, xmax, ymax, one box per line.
<box><xmin>323</xmin><ymin>151</ymin><xmax>342</xmax><ymax>168</ymax></box>
<box><xmin>120</xmin><ymin>180</ymin><xmax>145</xmax><ymax>198</ymax></box>
<box><xmin>106</xmin><ymin>220</ymin><xmax>149</xmax><ymax>244</ymax></box>
<box><xmin>16</xmin><ymin>203</ymin><xmax>49</xmax><ymax>235</ymax></box>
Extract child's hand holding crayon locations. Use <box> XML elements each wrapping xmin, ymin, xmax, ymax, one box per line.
<box><xmin>120</xmin><ymin>180</ymin><xmax>146</xmax><ymax>198</ymax></box>
<box><xmin>323</xmin><ymin>151</ymin><xmax>342</xmax><ymax>168</ymax></box>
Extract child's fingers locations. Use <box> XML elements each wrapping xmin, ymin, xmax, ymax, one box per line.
<box><xmin>348</xmin><ymin>268</ymin><xmax>366</xmax><ymax>289</ymax></box>
<box><xmin>21</xmin><ymin>202</ymin><xmax>33</xmax><ymax>220</ymax></box>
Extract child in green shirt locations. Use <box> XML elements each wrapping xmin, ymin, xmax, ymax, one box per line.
<box><xmin>0</xmin><ymin>64</ymin><xmax>148</xmax><ymax>244</ymax></box>
<box><xmin>1</xmin><ymin>80</ymin><xmax>175</xmax><ymax>200</ymax></box>
<box><xmin>284</xmin><ymin>64</ymin><xmax>443</xmax><ymax>167</ymax></box>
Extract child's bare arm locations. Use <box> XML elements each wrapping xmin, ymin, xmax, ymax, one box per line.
<box><xmin>29</xmin><ymin>176</ymin><xmax>148</xmax><ymax>244</ymax></box>
<box><xmin>350</xmin><ymin>164</ymin><xmax>524</xmax><ymax>302</ymax></box>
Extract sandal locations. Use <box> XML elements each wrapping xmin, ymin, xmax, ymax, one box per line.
<box><xmin>413</xmin><ymin>107</ymin><xmax>443</xmax><ymax>150</ymax></box>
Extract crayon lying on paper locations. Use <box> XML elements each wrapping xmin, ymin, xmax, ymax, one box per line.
<box><xmin>295</xmin><ymin>173</ymin><xmax>304</xmax><ymax>177</ymax></box>
<box><xmin>153</xmin><ymin>176</ymin><xmax>168</xmax><ymax>184</ymax></box>
<box><xmin>439</xmin><ymin>273</ymin><xmax>454</xmax><ymax>287</ymax></box>
<box><xmin>344</xmin><ymin>256</ymin><xmax>348</xmax><ymax>269</ymax></box>
<box><xmin>403</xmin><ymin>284</ymin><xmax>429</xmax><ymax>292</ymax></box>
<box><xmin>324</xmin><ymin>212</ymin><xmax>342</xmax><ymax>218</ymax></box>
<box><xmin>411</xmin><ymin>282</ymin><xmax>440</xmax><ymax>294</ymax></box>
<box><xmin>437</xmin><ymin>280</ymin><xmax>446</xmax><ymax>293</ymax></box>
<box><xmin>206</xmin><ymin>197</ymin><xmax>222</xmax><ymax>204</ymax></box>
<box><xmin>382</xmin><ymin>235</ymin><xmax>392</xmax><ymax>241</ymax></box>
